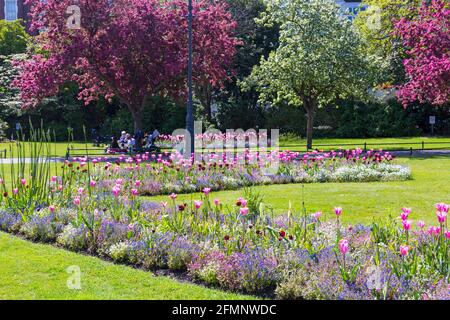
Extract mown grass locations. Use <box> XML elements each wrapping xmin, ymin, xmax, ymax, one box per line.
<box><xmin>150</xmin><ymin>156</ymin><xmax>450</xmax><ymax>225</ymax></box>
<box><xmin>0</xmin><ymin>231</ymin><xmax>255</xmax><ymax>300</ymax></box>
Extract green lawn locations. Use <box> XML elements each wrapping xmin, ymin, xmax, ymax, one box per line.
<box><xmin>150</xmin><ymin>156</ymin><xmax>450</xmax><ymax>225</ymax></box>
<box><xmin>0</xmin><ymin>231</ymin><xmax>254</xmax><ymax>300</ymax></box>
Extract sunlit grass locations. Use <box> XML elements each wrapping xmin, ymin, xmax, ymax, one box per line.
<box><xmin>0</xmin><ymin>232</ymin><xmax>255</xmax><ymax>300</ymax></box>
<box><xmin>149</xmin><ymin>156</ymin><xmax>450</xmax><ymax>225</ymax></box>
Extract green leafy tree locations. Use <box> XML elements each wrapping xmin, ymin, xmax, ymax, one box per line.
<box><xmin>0</xmin><ymin>20</ymin><xmax>29</xmax><ymax>56</ymax></box>
<box><xmin>354</xmin><ymin>0</ymin><xmax>420</xmax><ymax>84</ymax></box>
<box><xmin>243</xmin><ymin>0</ymin><xmax>377</xmax><ymax>148</ymax></box>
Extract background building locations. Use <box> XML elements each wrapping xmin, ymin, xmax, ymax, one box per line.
<box><xmin>0</xmin><ymin>0</ymin><xmax>30</xmax><ymax>22</ymax></box>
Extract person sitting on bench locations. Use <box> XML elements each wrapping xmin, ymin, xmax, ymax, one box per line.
<box><xmin>144</xmin><ymin>129</ymin><xmax>160</xmax><ymax>149</ymax></box>
<box><xmin>110</xmin><ymin>136</ymin><xmax>119</xmax><ymax>149</ymax></box>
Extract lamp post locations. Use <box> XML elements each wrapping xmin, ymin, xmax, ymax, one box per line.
<box><xmin>185</xmin><ymin>0</ymin><xmax>195</xmax><ymax>157</ymax></box>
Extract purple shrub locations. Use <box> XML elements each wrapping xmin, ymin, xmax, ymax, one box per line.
<box><xmin>0</xmin><ymin>211</ymin><xmax>21</xmax><ymax>232</ymax></box>
<box><xmin>20</xmin><ymin>214</ymin><xmax>63</xmax><ymax>242</ymax></box>
<box><xmin>166</xmin><ymin>236</ymin><xmax>201</xmax><ymax>270</ymax></box>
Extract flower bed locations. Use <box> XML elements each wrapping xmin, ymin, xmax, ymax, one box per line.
<box><xmin>0</xmin><ymin>185</ymin><xmax>448</xmax><ymax>299</ymax></box>
<box><xmin>82</xmin><ymin>149</ymin><xmax>410</xmax><ymax>196</ymax></box>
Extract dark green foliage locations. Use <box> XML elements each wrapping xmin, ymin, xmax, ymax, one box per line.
<box><xmin>101</xmin><ymin>96</ymin><xmax>186</xmax><ymax>137</ymax></box>
<box><xmin>215</xmin><ymin>94</ymin><xmax>265</xmax><ymax>131</ymax></box>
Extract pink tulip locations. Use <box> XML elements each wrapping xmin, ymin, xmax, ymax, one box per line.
<box><xmin>400</xmin><ymin>212</ymin><xmax>409</xmax><ymax>221</ymax></box>
<box><xmin>131</xmin><ymin>189</ymin><xmax>138</xmax><ymax>196</ymax></box>
<box><xmin>334</xmin><ymin>207</ymin><xmax>343</xmax><ymax>216</ymax></box>
<box><xmin>240</xmin><ymin>207</ymin><xmax>249</xmax><ymax>216</ymax></box>
<box><xmin>51</xmin><ymin>176</ymin><xmax>57</xmax><ymax>182</ymax></box>
<box><xmin>161</xmin><ymin>202</ymin><xmax>168</xmax><ymax>208</ymax></box>
<box><xmin>338</xmin><ymin>239</ymin><xmax>349</xmax><ymax>255</ymax></box>
<box><xmin>203</xmin><ymin>187</ymin><xmax>211</xmax><ymax>195</ymax></box>
<box><xmin>402</xmin><ymin>220</ymin><xmax>411</xmax><ymax>231</ymax></box>
<box><xmin>445</xmin><ymin>231</ymin><xmax>450</xmax><ymax>239</ymax></box>
<box><xmin>78</xmin><ymin>187</ymin><xmax>84</xmax><ymax>195</ymax></box>
<box><xmin>313</xmin><ymin>211</ymin><xmax>322</xmax><ymax>220</ymax></box>
<box><xmin>214</xmin><ymin>199</ymin><xmax>220</xmax><ymax>206</ymax></box>
<box><xmin>417</xmin><ymin>220</ymin><xmax>425</xmax><ymax>229</ymax></box>
<box><xmin>169</xmin><ymin>193</ymin><xmax>177</xmax><ymax>200</ymax></box>
<box><xmin>401</xmin><ymin>207</ymin><xmax>411</xmax><ymax>215</ymax></box>
<box><xmin>20</xmin><ymin>178</ymin><xmax>26</xmax><ymax>185</ymax></box>
<box><xmin>13</xmin><ymin>188</ymin><xmax>18</xmax><ymax>195</ymax></box>
<box><xmin>49</xmin><ymin>205</ymin><xmax>55</xmax><ymax>213</ymax></box>
<box><xmin>400</xmin><ymin>245</ymin><xmax>409</xmax><ymax>257</ymax></box>
<box><xmin>437</xmin><ymin>211</ymin><xmax>447</xmax><ymax>224</ymax></box>
<box><xmin>73</xmin><ymin>196</ymin><xmax>81</xmax><ymax>206</ymax></box>
<box><xmin>90</xmin><ymin>180</ymin><xmax>96</xmax><ymax>187</ymax></box>
<box><xmin>435</xmin><ymin>203</ymin><xmax>449</xmax><ymax>213</ymax></box>
<box><xmin>135</xmin><ymin>180</ymin><xmax>141</xmax><ymax>187</ymax></box>
<box><xmin>428</xmin><ymin>226</ymin><xmax>440</xmax><ymax>236</ymax></box>
<box><xmin>194</xmin><ymin>200</ymin><xmax>203</xmax><ymax>209</ymax></box>
<box><xmin>112</xmin><ymin>185</ymin><xmax>121</xmax><ymax>197</ymax></box>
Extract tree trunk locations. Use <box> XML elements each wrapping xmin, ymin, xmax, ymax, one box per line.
<box><xmin>204</xmin><ymin>94</ymin><xmax>212</xmax><ymax>123</ymax></box>
<box><xmin>303</xmin><ymin>97</ymin><xmax>317</xmax><ymax>150</ymax></box>
<box><xmin>131</xmin><ymin>108</ymin><xmax>144</xmax><ymax>133</ymax></box>
<box><xmin>196</xmin><ymin>83</ymin><xmax>213</xmax><ymax>123</ymax></box>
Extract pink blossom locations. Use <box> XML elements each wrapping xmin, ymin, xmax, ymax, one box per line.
<box><xmin>131</xmin><ymin>189</ymin><xmax>138</xmax><ymax>196</ymax></box>
<box><xmin>437</xmin><ymin>211</ymin><xmax>447</xmax><ymax>224</ymax></box>
<box><xmin>202</xmin><ymin>187</ymin><xmax>211</xmax><ymax>196</ymax></box>
<box><xmin>214</xmin><ymin>199</ymin><xmax>220</xmax><ymax>206</ymax></box>
<box><xmin>313</xmin><ymin>211</ymin><xmax>322</xmax><ymax>220</ymax></box>
<box><xmin>417</xmin><ymin>220</ymin><xmax>425</xmax><ymax>229</ymax></box>
<box><xmin>73</xmin><ymin>196</ymin><xmax>81</xmax><ymax>206</ymax></box>
<box><xmin>78</xmin><ymin>187</ymin><xmax>84</xmax><ymax>195</ymax></box>
<box><xmin>49</xmin><ymin>205</ymin><xmax>55</xmax><ymax>213</ymax></box>
<box><xmin>135</xmin><ymin>180</ymin><xmax>141</xmax><ymax>187</ymax></box>
<box><xmin>402</xmin><ymin>220</ymin><xmax>411</xmax><ymax>231</ymax></box>
<box><xmin>13</xmin><ymin>188</ymin><xmax>18</xmax><ymax>195</ymax></box>
<box><xmin>169</xmin><ymin>193</ymin><xmax>177</xmax><ymax>200</ymax></box>
<box><xmin>51</xmin><ymin>176</ymin><xmax>57</xmax><ymax>182</ymax></box>
<box><xmin>338</xmin><ymin>239</ymin><xmax>349</xmax><ymax>255</ymax></box>
<box><xmin>161</xmin><ymin>201</ymin><xmax>168</xmax><ymax>208</ymax></box>
<box><xmin>334</xmin><ymin>207</ymin><xmax>343</xmax><ymax>216</ymax></box>
<box><xmin>20</xmin><ymin>178</ymin><xmax>26</xmax><ymax>185</ymax></box>
<box><xmin>112</xmin><ymin>185</ymin><xmax>121</xmax><ymax>197</ymax></box>
<box><xmin>445</xmin><ymin>231</ymin><xmax>450</xmax><ymax>239</ymax></box>
<box><xmin>194</xmin><ymin>200</ymin><xmax>203</xmax><ymax>209</ymax></box>
<box><xmin>401</xmin><ymin>207</ymin><xmax>411</xmax><ymax>215</ymax></box>
<box><xmin>90</xmin><ymin>180</ymin><xmax>96</xmax><ymax>187</ymax></box>
<box><xmin>240</xmin><ymin>207</ymin><xmax>249</xmax><ymax>215</ymax></box>
<box><xmin>428</xmin><ymin>226</ymin><xmax>441</xmax><ymax>236</ymax></box>
<box><xmin>400</xmin><ymin>245</ymin><xmax>409</xmax><ymax>257</ymax></box>
<box><xmin>436</xmin><ymin>203</ymin><xmax>449</xmax><ymax>213</ymax></box>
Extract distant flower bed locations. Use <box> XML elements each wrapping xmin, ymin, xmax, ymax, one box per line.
<box><xmin>84</xmin><ymin>149</ymin><xmax>410</xmax><ymax>196</ymax></box>
<box><xmin>0</xmin><ymin>191</ymin><xmax>448</xmax><ymax>299</ymax></box>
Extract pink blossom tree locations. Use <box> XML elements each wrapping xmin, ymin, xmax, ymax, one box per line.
<box><xmin>13</xmin><ymin>0</ymin><xmax>239</xmax><ymax>131</ymax></box>
<box><xmin>394</xmin><ymin>0</ymin><xmax>450</xmax><ymax>107</ymax></box>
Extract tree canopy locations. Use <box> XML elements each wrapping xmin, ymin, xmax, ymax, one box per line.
<box><xmin>394</xmin><ymin>0</ymin><xmax>450</xmax><ymax>106</ymax></box>
<box><xmin>13</xmin><ymin>0</ymin><xmax>240</xmax><ymax>131</ymax></box>
<box><xmin>243</xmin><ymin>0</ymin><xmax>377</xmax><ymax>148</ymax></box>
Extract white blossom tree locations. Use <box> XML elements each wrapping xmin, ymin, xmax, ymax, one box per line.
<box><xmin>244</xmin><ymin>0</ymin><xmax>378</xmax><ymax>149</ymax></box>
